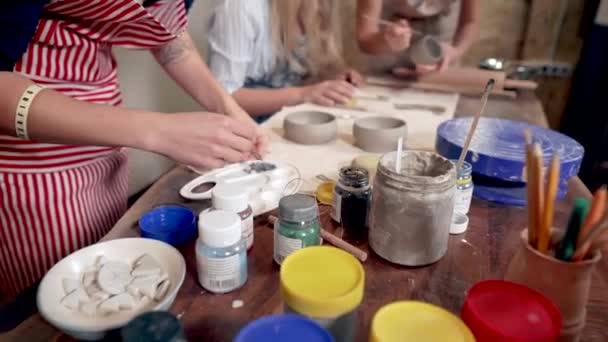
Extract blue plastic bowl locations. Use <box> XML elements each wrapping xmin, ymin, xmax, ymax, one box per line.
<box><xmin>138</xmin><ymin>205</ymin><xmax>197</xmax><ymax>246</ymax></box>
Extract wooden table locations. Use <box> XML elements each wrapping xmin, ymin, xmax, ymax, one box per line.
<box><xmin>3</xmin><ymin>91</ymin><xmax>606</xmax><ymax>342</ymax></box>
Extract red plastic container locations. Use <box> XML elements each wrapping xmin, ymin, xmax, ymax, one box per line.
<box><xmin>462</xmin><ymin>280</ymin><xmax>561</xmax><ymax>342</ymax></box>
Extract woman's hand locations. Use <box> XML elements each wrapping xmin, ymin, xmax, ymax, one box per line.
<box><xmin>438</xmin><ymin>42</ymin><xmax>458</xmax><ymax>71</ymax></box>
<box><xmin>215</xmin><ymin>96</ymin><xmax>270</xmax><ymax>156</ymax></box>
<box><xmin>148</xmin><ymin>112</ymin><xmax>257</xmax><ymax>169</ymax></box>
<box><xmin>300</xmin><ymin>80</ymin><xmax>356</xmax><ymax>107</ymax></box>
<box><xmin>335</xmin><ymin>69</ymin><xmax>365</xmax><ymax>87</ymax></box>
<box><xmin>383</xmin><ymin>19</ymin><xmax>413</xmax><ymax>52</ymax></box>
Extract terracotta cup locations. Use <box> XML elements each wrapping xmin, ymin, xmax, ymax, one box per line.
<box><xmin>505</xmin><ymin>229</ymin><xmax>602</xmax><ymax>342</ymax></box>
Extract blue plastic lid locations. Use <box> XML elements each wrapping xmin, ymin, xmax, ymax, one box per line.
<box><xmin>139</xmin><ymin>205</ymin><xmax>197</xmax><ymax>246</ymax></box>
<box><xmin>234</xmin><ymin>314</ymin><xmax>334</xmax><ymax>342</ymax></box>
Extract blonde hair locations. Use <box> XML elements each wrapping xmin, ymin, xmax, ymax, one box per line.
<box><xmin>270</xmin><ymin>0</ymin><xmax>344</xmax><ymax>77</ymax></box>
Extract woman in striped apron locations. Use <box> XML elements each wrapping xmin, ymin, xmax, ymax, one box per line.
<box><xmin>0</xmin><ymin>0</ymin><xmax>265</xmax><ymax>300</ymax></box>
<box><xmin>356</xmin><ymin>0</ymin><xmax>479</xmax><ymax>73</ymax></box>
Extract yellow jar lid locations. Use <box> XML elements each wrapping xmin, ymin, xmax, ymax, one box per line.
<box><xmin>370</xmin><ymin>301</ymin><xmax>474</xmax><ymax>342</ymax></box>
<box><xmin>315</xmin><ymin>181</ymin><xmax>334</xmax><ymax>206</ymax></box>
<box><xmin>280</xmin><ymin>246</ymin><xmax>365</xmax><ymax>318</ymax></box>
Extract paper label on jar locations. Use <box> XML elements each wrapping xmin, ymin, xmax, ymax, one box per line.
<box><xmin>274</xmin><ymin>233</ymin><xmax>303</xmax><ymax>264</ymax></box>
<box><xmin>454</xmin><ymin>187</ymin><xmax>473</xmax><ymax>214</ymax></box>
<box><xmin>242</xmin><ymin>215</ymin><xmax>254</xmax><ymax>248</ymax></box>
<box><xmin>197</xmin><ymin>254</ymin><xmax>241</xmax><ymax>292</ymax></box>
<box><xmin>331</xmin><ymin>187</ymin><xmax>341</xmax><ymax>222</ymax></box>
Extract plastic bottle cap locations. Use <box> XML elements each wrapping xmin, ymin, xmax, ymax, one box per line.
<box><xmin>234</xmin><ymin>314</ymin><xmax>334</xmax><ymax>342</ymax></box>
<box><xmin>280</xmin><ymin>246</ymin><xmax>364</xmax><ymax>318</ymax></box>
<box><xmin>370</xmin><ymin>301</ymin><xmax>474</xmax><ymax>342</ymax></box>
<box><xmin>462</xmin><ymin>280</ymin><xmax>561</xmax><ymax>342</ymax></box>
<box><xmin>212</xmin><ymin>183</ymin><xmax>249</xmax><ymax>213</ymax></box>
<box><xmin>198</xmin><ymin>210</ymin><xmax>242</xmax><ymax>248</ymax></box>
<box><xmin>138</xmin><ymin>205</ymin><xmax>197</xmax><ymax>246</ymax></box>
<box><xmin>121</xmin><ymin>311</ymin><xmax>185</xmax><ymax>342</ymax></box>
<box><xmin>450</xmin><ymin>212</ymin><xmax>469</xmax><ymax>235</ymax></box>
<box><xmin>279</xmin><ymin>194</ymin><xmax>319</xmax><ymax>223</ymax></box>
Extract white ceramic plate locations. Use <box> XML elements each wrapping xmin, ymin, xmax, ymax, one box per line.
<box><xmin>181</xmin><ymin>160</ymin><xmax>302</xmax><ymax>216</ymax></box>
<box><xmin>37</xmin><ymin>238</ymin><xmax>186</xmax><ymax>341</ymax></box>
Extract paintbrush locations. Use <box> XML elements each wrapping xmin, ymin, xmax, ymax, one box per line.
<box><xmin>456</xmin><ymin>79</ymin><xmax>495</xmax><ymax>171</ymax></box>
<box><xmin>572</xmin><ymin>205</ymin><xmax>608</xmax><ymax>260</ymax></box>
<box><xmin>571</xmin><ymin>185</ymin><xmax>607</xmax><ymax>261</ymax></box>
<box><xmin>556</xmin><ymin>198</ymin><xmax>590</xmax><ymax>261</ymax></box>
<box><xmin>362</xmin><ymin>14</ymin><xmax>424</xmax><ymax>36</ymax></box>
<box><xmin>524</xmin><ymin>130</ymin><xmax>537</xmax><ymax>247</ymax></box>
<box><xmin>538</xmin><ymin>153</ymin><xmax>560</xmax><ymax>254</ymax></box>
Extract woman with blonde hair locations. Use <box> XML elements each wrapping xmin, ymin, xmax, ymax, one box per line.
<box><xmin>207</xmin><ymin>0</ymin><xmax>363</xmax><ymax>121</ymax></box>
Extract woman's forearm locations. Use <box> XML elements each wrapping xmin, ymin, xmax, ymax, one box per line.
<box><xmin>0</xmin><ymin>71</ymin><xmax>157</xmax><ymax>150</ymax></box>
<box><xmin>451</xmin><ymin>0</ymin><xmax>479</xmax><ymax>56</ymax></box>
<box><xmin>356</xmin><ymin>0</ymin><xmax>393</xmax><ymax>55</ymax></box>
<box><xmin>232</xmin><ymin>87</ymin><xmax>304</xmax><ymax>117</ymax></box>
<box><xmin>151</xmin><ymin>32</ymin><xmax>234</xmax><ymax>114</ymax></box>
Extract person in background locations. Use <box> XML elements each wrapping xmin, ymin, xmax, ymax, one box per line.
<box><xmin>0</xmin><ymin>0</ymin><xmax>266</xmax><ymax>300</ymax></box>
<box><xmin>207</xmin><ymin>0</ymin><xmax>363</xmax><ymax>122</ymax></box>
<box><xmin>356</xmin><ymin>0</ymin><xmax>479</xmax><ymax>74</ymax></box>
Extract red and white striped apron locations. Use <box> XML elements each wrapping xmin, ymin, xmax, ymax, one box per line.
<box><xmin>0</xmin><ymin>0</ymin><xmax>187</xmax><ymax>299</ymax></box>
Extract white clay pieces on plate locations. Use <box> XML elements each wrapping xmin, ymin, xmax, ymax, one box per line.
<box><xmin>60</xmin><ymin>254</ymin><xmax>171</xmax><ymax>317</ymax></box>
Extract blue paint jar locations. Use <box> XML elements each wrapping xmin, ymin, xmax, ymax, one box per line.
<box><xmin>196</xmin><ymin>210</ymin><xmax>247</xmax><ymax>294</ymax></box>
<box><xmin>235</xmin><ymin>314</ymin><xmax>334</xmax><ymax>342</ymax></box>
<box><xmin>451</xmin><ymin>160</ymin><xmax>474</xmax><ymax>214</ymax></box>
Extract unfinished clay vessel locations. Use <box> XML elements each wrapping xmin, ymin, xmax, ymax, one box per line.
<box><xmin>409</xmin><ymin>35</ymin><xmax>443</xmax><ymax>65</ymax></box>
<box><xmin>353</xmin><ymin>116</ymin><xmax>407</xmax><ymax>153</ymax></box>
<box><xmin>284</xmin><ymin>111</ymin><xmax>337</xmax><ymax>145</ymax></box>
<box><xmin>505</xmin><ymin>229</ymin><xmax>602</xmax><ymax>342</ymax></box>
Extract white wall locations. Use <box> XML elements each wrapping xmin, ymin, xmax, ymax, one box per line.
<box><xmin>114</xmin><ymin>0</ymin><xmax>221</xmax><ymax>195</ymax></box>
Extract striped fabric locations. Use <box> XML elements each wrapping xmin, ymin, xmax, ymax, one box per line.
<box><xmin>0</xmin><ymin>0</ymin><xmax>187</xmax><ymax>298</ymax></box>
<box><xmin>0</xmin><ymin>151</ymin><xmax>128</xmax><ymax>297</ymax></box>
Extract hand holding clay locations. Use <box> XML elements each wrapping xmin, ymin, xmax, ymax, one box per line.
<box><xmin>383</xmin><ymin>19</ymin><xmax>413</xmax><ymax>52</ymax></box>
<box><xmin>301</xmin><ymin>80</ymin><xmax>356</xmax><ymax>107</ymax></box>
<box><xmin>149</xmin><ymin>112</ymin><xmax>256</xmax><ymax>169</ymax></box>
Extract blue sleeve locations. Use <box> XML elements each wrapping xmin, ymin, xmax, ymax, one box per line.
<box><xmin>0</xmin><ymin>1</ymin><xmax>49</xmax><ymax>71</ymax></box>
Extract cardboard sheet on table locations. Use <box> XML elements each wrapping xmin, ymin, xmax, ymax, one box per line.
<box><xmin>262</xmin><ymin>86</ymin><xmax>459</xmax><ymax>192</ymax></box>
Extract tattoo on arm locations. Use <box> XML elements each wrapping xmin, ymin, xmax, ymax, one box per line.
<box><xmin>152</xmin><ymin>33</ymin><xmax>195</xmax><ymax>66</ymax></box>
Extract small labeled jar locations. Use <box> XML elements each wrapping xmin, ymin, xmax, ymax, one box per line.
<box><xmin>212</xmin><ymin>184</ymin><xmax>254</xmax><ymax>249</ymax></box>
<box><xmin>274</xmin><ymin>194</ymin><xmax>321</xmax><ymax>265</ymax></box>
<box><xmin>196</xmin><ymin>210</ymin><xmax>248</xmax><ymax>294</ymax></box>
<box><xmin>331</xmin><ymin>167</ymin><xmax>372</xmax><ymax>241</ymax></box>
<box><xmin>280</xmin><ymin>246</ymin><xmax>365</xmax><ymax>342</ymax></box>
<box><xmin>121</xmin><ymin>311</ymin><xmax>186</xmax><ymax>342</ymax></box>
<box><xmin>451</xmin><ymin>160</ymin><xmax>473</xmax><ymax>214</ymax></box>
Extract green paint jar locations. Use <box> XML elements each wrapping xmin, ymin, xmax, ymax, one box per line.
<box><xmin>274</xmin><ymin>194</ymin><xmax>322</xmax><ymax>265</ymax></box>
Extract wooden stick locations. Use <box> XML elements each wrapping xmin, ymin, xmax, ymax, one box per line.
<box><xmin>524</xmin><ymin>130</ymin><xmax>536</xmax><ymax>246</ymax></box>
<box><xmin>268</xmin><ymin>216</ymin><xmax>368</xmax><ymax>262</ymax></box>
<box><xmin>538</xmin><ymin>153</ymin><xmax>559</xmax><ymax>253</ymax></box>
<box><xmin>456</xmin><ymin>79</ymin><xmax>495</xmax><ymax>171</ymax></box>
<box><xmin>529</xmin><ymin>143</ymin><xmax>544</xmax><ymax>249</ymax></box>
<box><xmin>362</xmin><ymin>14</ymin><xmax>424</xmax><ymax>35</ymax></box>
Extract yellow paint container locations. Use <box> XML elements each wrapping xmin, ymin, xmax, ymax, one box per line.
<box><xmin>280</xmin><ymin>246</ymin><xmax>365</xmax><ymax>342</ymax></box>
<box><xmin>370</xmin><ymin>301</ymin><xmax>474</xmax><ymax>342</ymax></box>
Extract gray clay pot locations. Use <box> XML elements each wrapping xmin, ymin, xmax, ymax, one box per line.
<box><xmin>353</xmin><ymin>116</ymin><xmax>407</xmax><ymax>153</ymax></box>
<box><xmin>284</xmin><ymin>111</ymin><xmax>337</xmax><ymax>145</ymax></box>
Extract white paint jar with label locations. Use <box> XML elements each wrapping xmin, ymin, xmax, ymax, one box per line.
<box><xmin>212</xmin><ymin>184</ymin><xmax>254</xmax><ymax>249</ymax></box>
<box><xmin>196</xmin><ymin>210</ymin><xmax>248</xmax><ymax>294</ymax></box>
<box><xmin>451</xmin><ymin>160</ymin><xmax>474</xmax><ymax>214</ymax></box>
